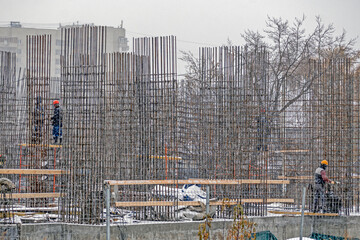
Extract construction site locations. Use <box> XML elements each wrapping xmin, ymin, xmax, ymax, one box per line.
<box><xmin>0</xmin><ymin>24</ymin><xmax>360</xmax><ymax>239</ymax></box>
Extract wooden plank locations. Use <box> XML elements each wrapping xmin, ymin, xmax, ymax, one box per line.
<box><xmin>278</xmin><ymin>176</ymin><xmax>312</xmax><ymax>180</ymax></box>
<box><xmin>105</xmin><ymin>179</ymin><xmax>290</xmax><ymax>186</ymax></box>
<box><xmin>239</xmin><ymin>179</ymin><xmax>289</xmax><ymax>184</ymax></box>
<box><xmin>0</xmin><ymin>207</ymin><xmax>58</xmax><ymax>212</ymax></box>
<box><xmin>116</xmin><ymin>201</ymin><xmax>176</xmax><ymax>207</ymax></box>
<box><xmin>273</xmin><ymin>150</ymin><xmax>309</xmax><ymax>153</ymax></box>
<box><xmin>137</xmin><ymin>155</ymin><xmax>182</xmax><ymax>160</ymax></box>
<box><xmin>279</xmin><ymin>175</ymin><xmax>360</xmax><ymax>180</ymax></box>
<box><xmin>211</xmin><ymin>198</ymin><xmax>294</xmax><ymax>204</ymax></box>
<box><xmin>115</xmin><ymin>198</ymin><xmax>294</xmax><ymax>207</ymax></box>
<box><xmin>148</xmin><ymin>155</ymin><xmax>181</xmax><ymax>161</ymax></box>
<box><xmin>19</xmin><ymin>143</ymin><xmax>62</xmax><ymax>148</ymax></box>
<box><xmin>0</xmin><ymin>169</ymin><xmax>68</xmax><ymax>175</ymax></box>
<box><xmin>267</xmin><ymin>198</ymin><xmax>294</xmax><ymax>203</ymax></box>
<box><xmin>2</xmin><ymin>193</ymin><xmax>62</xmax><ymax>199</ymax></box>
<box><xmin>268</xmin><ymin>210</ymin><xmax>339</xmax><ymax>217</ymax></box>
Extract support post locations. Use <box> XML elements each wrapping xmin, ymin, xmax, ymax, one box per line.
<box><xmin>206</xmin><ymin>185</ymin><xmax>210</xmax><ymax>214</ymax></box>
<box><xmin>300</xmin><ymin>186</ymin><xmax>306</xmax><ymax>240</ymax></box>
<box><xmin>105</xmin><ymin>183</ymin><xmax>110</xmax><ymax>240</ymax></box>
<box><xmin>114</xmin><ymin>185</ymin><xmax>118</xmax><ymax>202</ymax></box>
<box><xmin>206</xmin><ymin>185</ymin><xmax>210</xmax><ymax>238</ymax></box>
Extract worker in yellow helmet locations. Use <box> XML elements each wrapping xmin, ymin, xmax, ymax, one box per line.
<box><xmin>313</xmin><ymin>160</ymin><xmax>335</xmax><ymax>213</ymax></box>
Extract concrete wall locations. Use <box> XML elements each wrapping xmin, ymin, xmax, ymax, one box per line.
<box><xmin>312</xmin><ymin>216</ymin><xmax>360</xmax><ymax>239</ymax></box>
<box><xmin>0</xmin><ymin>224</ymin><xmax>20</xmax><ymax>239</ymax></box>
<box><xmin>0</xmin><ymin>216</ymin><xmax>359</xmax><ymax>240</ymax></box>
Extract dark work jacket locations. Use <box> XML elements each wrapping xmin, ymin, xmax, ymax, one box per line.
<box><xmin>256</xmin><ymin>115</ymin><xmax>270</xmax><ymax>136</ymax></box>
<box><xmin>33</xmin><ymin>105</ymin><xmax>44</xmax><ymax>126</ymax></box>
<box><xmin>51</xmin><ymin>106</ymin><xmax>62</xmax><ymax>127</ymax></box>
<box><xmin>314</xmin><ymin>165</ymin><xmax>329</xmax><ymax>186</ymax></box>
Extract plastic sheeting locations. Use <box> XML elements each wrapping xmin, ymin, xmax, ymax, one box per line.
<box><xmin>253</xmin><ymin>231</ymin><xmax>278</xmax><ymax>240</ymax></box>
<box><xmin>310</xmin><ymin>232</ymin><xmax>360</xmax><ymax>240</ymax></box>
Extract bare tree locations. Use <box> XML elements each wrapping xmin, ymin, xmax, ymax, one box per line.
<box><xmin>241</xmin><ymin>15</ymin><xmax>358</xmax><ymax>116</ymax></box>
<box><xmin>179</xmin><ymin>16</ymin><xmax>359</xmax><ymax>158</ymax></box>
<box><xmin>181</xmin><ymin>16</ymin><xmax>358</xmax><ymax>116</ymax></box>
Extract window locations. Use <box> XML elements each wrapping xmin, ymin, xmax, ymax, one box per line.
<box><xmin>0</xmin><ymin>37</ymin><xmax>17</xmax><ymax>43</ymax></box>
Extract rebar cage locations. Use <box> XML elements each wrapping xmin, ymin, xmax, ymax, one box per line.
<box><xmin>0</xmin><ymin>25</ymin><xmax>359</xmax><ymax>224</ymax></box>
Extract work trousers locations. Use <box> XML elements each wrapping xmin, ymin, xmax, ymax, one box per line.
<box><xmin>52</xmin><ymin>125</ymin><xmax>62</xmax><ymax>143</ymax></box>
<box><xmin>313</xmin><ymin>183</ymin><xmax>325</xmax><ymax>212</ymax></box>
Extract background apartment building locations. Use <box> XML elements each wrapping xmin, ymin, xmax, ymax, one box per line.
<box><xmin>0</xmin><ymin>21</ymin><xmax>129</xmax><ymax>97</ymax></box>
<box><xmin>0</xmin><ymin>21</ymin><xmax>129</xmax><ymax>76</ymax></box>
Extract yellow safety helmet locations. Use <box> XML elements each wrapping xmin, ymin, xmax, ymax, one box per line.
<box><xmin>321</xmin><ymin>160</ymin><xmax>328</xmax><ymax>165</ymax></box>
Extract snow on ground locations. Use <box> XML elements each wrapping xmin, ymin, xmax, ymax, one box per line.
<box><xmin>287</xmin><ymin>238</ymin><xmax>314</xmax><ymax>240</ymax></box>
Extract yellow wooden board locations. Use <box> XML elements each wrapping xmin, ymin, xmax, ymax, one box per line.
<box><xmin>115</xmin><ymin>198</ymin><xmax>294</xmax><ymax>207</ymax></box>
<box><xmin>273</xmin><ymin>150</ymin><xmax>309</xmax><ymax>153</ymax></box>
<box><xmin>0</xmin><ymin>169</ymin><xmax>68</xmax><ymax>175</ymax></box>
<box><xmin>268</xmin><ymin>210</ymin><xmax>339</xmax><ymax>216</ymax></box>
<box><xmin>19</xmin><ymin>143</ymin><xmax>62</xmax><ymax>148</ymax></box>
<box><xmin>1</xmin><ymin>192</ymin><xmax>62</xmax><ymax>199</ymax></box>
<box><xmin>279</xmin><ymin>175</ymin><xmax>359</xmax><ymax>180</ymax></box>
<box><xmin>105</xmin><ymin>179</ymin><xmax>290</xmax><ymax>186</ymax></box>
<box><xmin>137</xmin><ymin>155</ymin><xmax>182</xmax><ymax>160</ymax></box>
<box><xmin>278</xmin><ymin>176</ymin><xmax>312</xmax><ymax>180</ymax></box>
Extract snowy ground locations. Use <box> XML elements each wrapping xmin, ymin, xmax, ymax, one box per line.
<box><xmin>2</xmin><ymin>201</ymin><xmax>360</xmax><ymax>224</ymax></box>
<box><xmin>287</xmin><ymin>238</ymin><xmax>314</xmax><ymax>240</ymax></box>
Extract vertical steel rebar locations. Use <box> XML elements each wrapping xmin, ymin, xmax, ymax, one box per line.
<box><xmin>300</xmin><ymin>187</ymin><xmax>306</xmax><ymax>240</ymax></box>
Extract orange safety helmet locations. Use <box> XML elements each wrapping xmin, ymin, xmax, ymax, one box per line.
<box><xmin>53</xmin><ymin>100</ymin><xmax>59</xmax><ymax>105</ymax></box>
<box><xmin>321</xmin><ymin>160</ymin><xmax>328</xmax><ymax>166</ymax></box>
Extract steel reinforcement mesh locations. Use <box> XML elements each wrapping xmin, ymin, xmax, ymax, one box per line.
<box><xmin>0</xmin><ymin>25</ymin><xmax>359</xmax><ymax>224</ymax></box>
<box><xmin>0</xmin><ymin>51</ymin><xmax>16</xmax><ymax>223</ymax></box>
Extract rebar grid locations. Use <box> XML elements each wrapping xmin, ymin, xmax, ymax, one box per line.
<box><xmin>60</xmin><ymin>26</ymin><xmax>178</xmax><ymax>222</ymax></box>
<box><xmin>1</xmin><ymin>26</ymin><xmax>360</xmax><ymax>224</ymax></box>
<box><xmin>305</xmin><ymin>59</ymin><xmax>357</xmax><ymax>215</ymax></box>
<box><xmin>178</xmin><ymin>46</ymin><xmax>272</xmax><ymax>216</ymax></box>
<box><xmin>183</xmin><ymin>48</ymin><xmax>360</xmax><ymax>217</ymax></box>
<box><xmin>0</xmin><ymin>51</ymin><xmax>16</xmax><ymax>222</ymax></box>
<box><xmin>22</xmin><ymin>35</ymin><xmax>57</xmax><ymax>208</ymax></box>
<box><xmin>60</xmin><ymin>25</ymin><xmax>107</xmax><ymax>224</ymax></box>
<box><xmin>1</xmin><ymin>35</ymin><xmax>61</xmax><ymax>216</ymax></box>
<box><xmin>0</xmin><ymin>51</ymin><xmax>16</xmax><ymax>164</ymax></box>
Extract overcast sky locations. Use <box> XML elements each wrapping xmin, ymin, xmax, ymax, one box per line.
<box><xmin>1</xmin><ymin>0</ymin><xmax>359</xmax><ymax>74</ymax></box>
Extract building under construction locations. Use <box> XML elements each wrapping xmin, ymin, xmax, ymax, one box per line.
<box><xmin>0</xmin><ymin>25</ymin><xmax>360</xmax><ymax>239</ymax></box>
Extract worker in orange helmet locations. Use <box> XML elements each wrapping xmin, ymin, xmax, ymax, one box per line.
<box><xmin>51</xmin><ymin>100</ymin><xmax>62</xmax><ymax>144</ymax></box>
<box><xmin>313</xmin><ymin>160</ymin><xmax>335</xmax><ymax>213</ymax></box>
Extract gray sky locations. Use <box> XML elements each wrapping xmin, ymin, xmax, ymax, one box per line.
<box><xmin>1</xmin><ymin>0</ymin><xmax>359</xmax><ymax>74</ymax></box>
